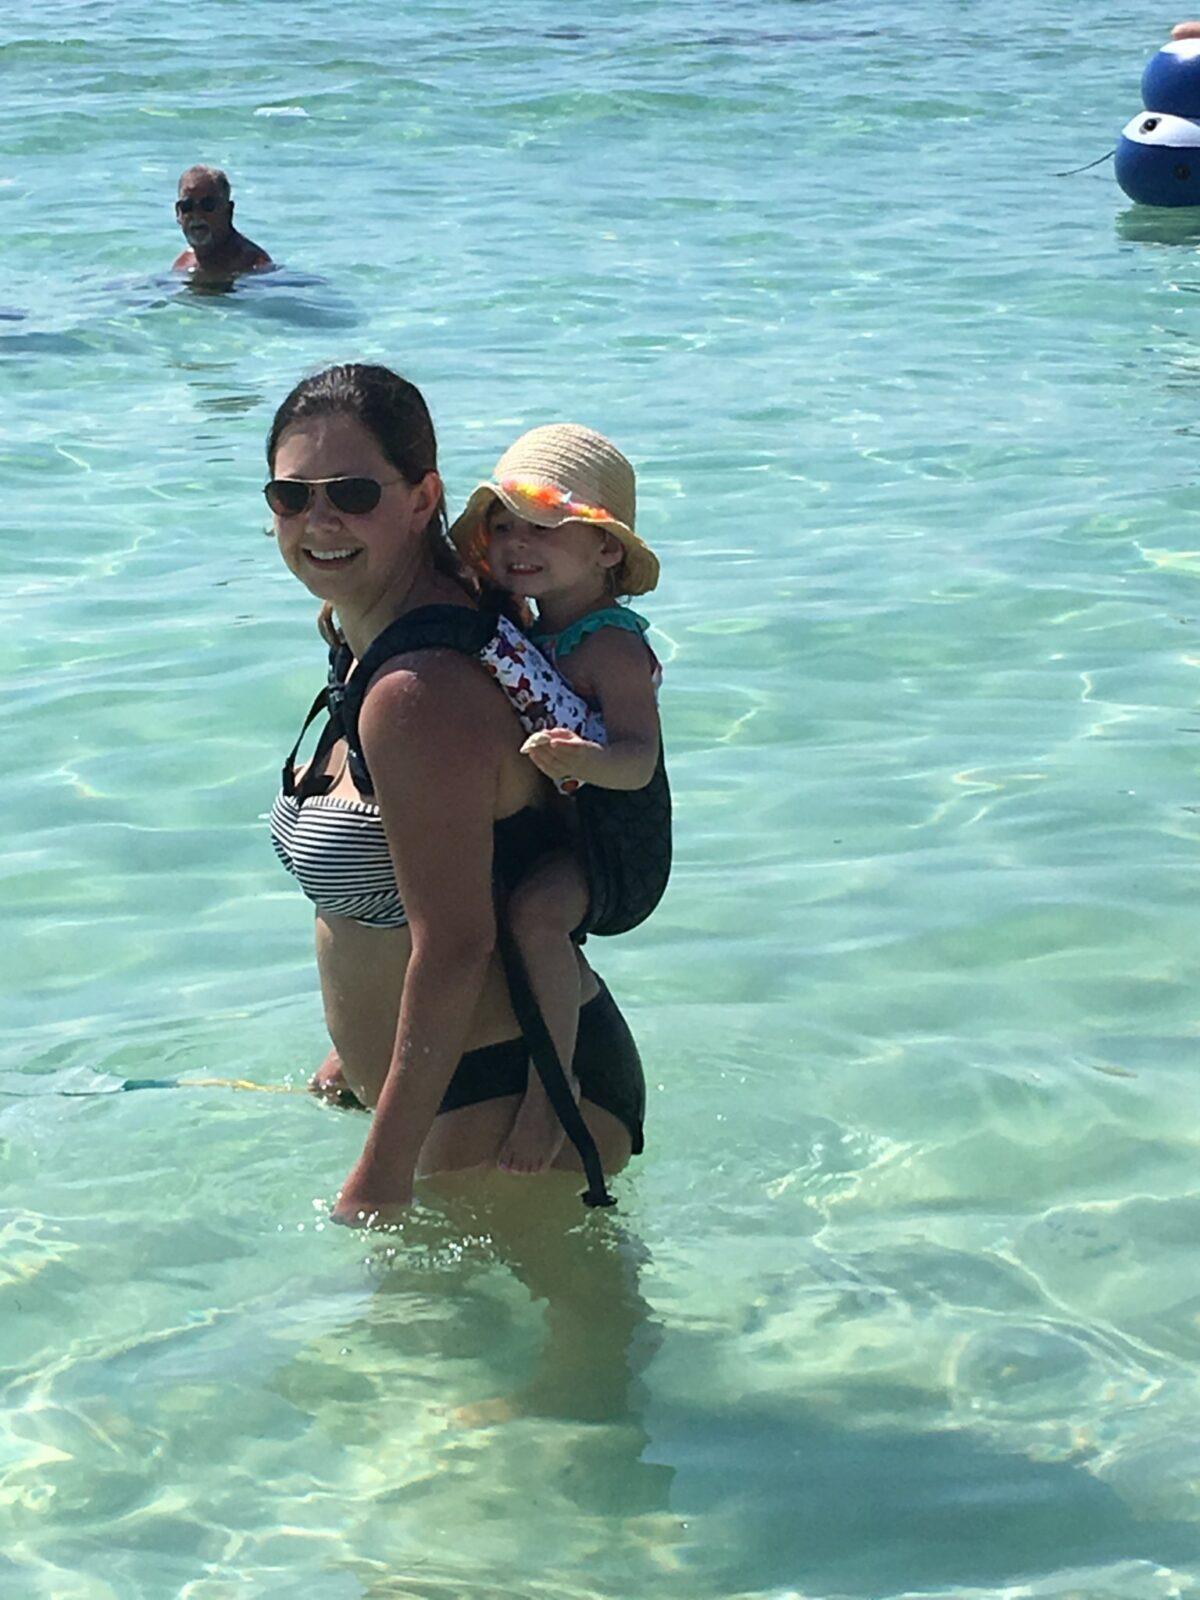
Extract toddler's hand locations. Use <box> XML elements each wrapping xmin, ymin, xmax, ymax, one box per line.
<box><xmin>520</xmin><ymin>727</ymin><xmax>599</xmax><ymax>785</ymax></box>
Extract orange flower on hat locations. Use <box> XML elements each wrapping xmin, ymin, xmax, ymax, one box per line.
<box><xmin>500</xmin><ymin>478</ymin><xmax>611</xmax><ymax>523</ymax></box>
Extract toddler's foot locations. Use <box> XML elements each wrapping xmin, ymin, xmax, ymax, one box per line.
<box><xmin>497</xmin><ymin>1077</ymin><xmax>578</xmax><ymax>1174</ymax></box>
<box><xmin>452</xmin><ymin>1394</ymin><xmax>522</xmax><ymax>1428</ymax></box>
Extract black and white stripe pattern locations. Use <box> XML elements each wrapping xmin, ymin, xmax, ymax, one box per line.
<box><xmin>269</xmin><ymin>791</ymin><xmax>408</xmax><ymax>928</ymax></box>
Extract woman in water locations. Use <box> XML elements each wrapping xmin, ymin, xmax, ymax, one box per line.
<box><xmin>264</xmin><ymin>364</ymin><xmax>645</xmax><ymax>1226</ymax></box>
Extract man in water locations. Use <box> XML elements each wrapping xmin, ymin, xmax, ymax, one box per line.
<box><xmin>172</xmin><ymin>166</ymin><xmax>272</xmax><ymax>280</ymax></box>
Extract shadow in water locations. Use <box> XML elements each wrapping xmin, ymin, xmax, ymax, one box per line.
<box><xmin>263</xmin><ymin>1174</ymin><xmax>1200</xmax><ymax>1596</ymax></box>
<box><xmin>522</xmin><ymin>22</ymin><xmax>884</xmax><ymax>45</ymax></box>
<box><xmin>378</xmin><ymin>1177</ymin><xmax>666</xmax><ymax>1428</ymax></box>
<box><xmin>0</xmin><ymin>328</ymin><xmax>92</xmax><ymax>358</ymax></box>
<box><xmin>172</xmin><ymin>354</ymin><xmax>267</xmax><ymax>419</ymax></box>
<box><xmin>175</xmin><ymin>267</ymin><xmax>362</xmax><ymax>332</ymax></box>
<box><xmin>0</xmin><ymin>265</ymin><xmax>359</xmax><ymax>368</ymax></box>
<box><xmin>1117</xmin><ymin>204</ymin><xmax>1200</xmax><ymax>246</ymax></box>
<box><xmin>646</xmin><ymin>1386</ymin><xmax>1200</xmax><ymax>1596</ymax></box>
<box><xmin>274</xmin><ymin>1177</ymin><xmax>676</xmax><ymax>1526</ymax></box>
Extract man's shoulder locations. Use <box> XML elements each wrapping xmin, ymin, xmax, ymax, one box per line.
<box><xmin>238</xmin><ymin>236</ymin><xmax>273</xmax><ymax>270</ymax></box>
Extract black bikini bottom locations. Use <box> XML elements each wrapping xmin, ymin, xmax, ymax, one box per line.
<box><xmin>438</xmin><ymin>979</ymin><xmax>645</xmax><ymax>1155</ymax></box>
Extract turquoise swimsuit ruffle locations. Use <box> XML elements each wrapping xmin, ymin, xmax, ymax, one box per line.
<box><xmin>530</xmin><ymin>606</ymin><xmax>650</xmax><ymax>662</ymax></box>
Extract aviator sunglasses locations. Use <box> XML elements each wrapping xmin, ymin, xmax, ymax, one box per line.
<box><xmin>175</xmin><ymin>195</ymin><xmax>222</xmax><ymax>215</ymax></box>
<box><xmin>263</xmin><ymin>475</ymin><xmax>405</xmax><ymax>517</ymax></box>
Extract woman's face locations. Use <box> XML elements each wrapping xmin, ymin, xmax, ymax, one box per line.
<box><xmin>270</xmin><ymin>412</ymin><xmax>439</xmax><ymax>604</ymax></box>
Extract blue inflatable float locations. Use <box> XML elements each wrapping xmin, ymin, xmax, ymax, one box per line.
<box><xmin>1118</xmin><ymin>40</ymin><xmax>1200</xmax><ymax>206</ymax></box>
<box><xmin>1141</xmin><ymin>38</ymin><xmax>1200</xmax><ymax>118</ymax></box>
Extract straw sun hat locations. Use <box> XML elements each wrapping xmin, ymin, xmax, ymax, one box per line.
<box><xmin>449</xmin><ymin>424</ymin><xmax>659</xmax><ymax>597</ymax></box>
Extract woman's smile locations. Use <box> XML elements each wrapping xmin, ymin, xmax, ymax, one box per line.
<box><xmin>304</xmin><ymin>545</ymin><xmax>361</xmax><ymax>566</ymax></box>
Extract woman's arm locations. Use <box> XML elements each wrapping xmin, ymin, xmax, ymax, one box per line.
<box><xmin>332</xmin><ymin>653</ymin><xmax>506</xmax><ymax>1226</ymax></box>
<box><xmin>521</xmin><ymin>629</ymin><xmax>660</xmax><ymax>792</ymax></box>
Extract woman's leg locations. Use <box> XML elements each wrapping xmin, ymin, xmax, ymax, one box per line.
<box><xmin>496</xmin><ymin>851</ymin><xmax>590</xmax><ymax>1174</ymax></box>
<box><xmin>429</xmin><ymin>1180</ymin><xmax>664</xmax><ymax>1433</ymax></box>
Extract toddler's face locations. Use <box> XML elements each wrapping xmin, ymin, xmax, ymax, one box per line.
<box><xmin>486</xmin><ymin>503</ymin><xmax>616</xmax><ymax>599</ymax></box>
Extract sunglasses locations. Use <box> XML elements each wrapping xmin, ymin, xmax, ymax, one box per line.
<box><xmin>175</xmin><ymin>195</ymin><xmax>221</xmax><ymax>215</ymax></box>
<box><xmin>263</xmin><ymin>476</ymin><xmax>404</xmax><ymax>517</ymax></box>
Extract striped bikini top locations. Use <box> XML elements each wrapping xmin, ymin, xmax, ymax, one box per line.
<box><xmin>269</xmin><ymin>788</ymin><xmax>407</xmax><ymax>927</ymax></box>
<box><xmin>269</xmin><ymin>789</ymin><xmax>555</xmax><ymax>930</ymax></box>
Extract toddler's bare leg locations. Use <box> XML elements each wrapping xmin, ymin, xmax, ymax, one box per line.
<box><xmin>497</xmin><ymin>851</ymin><xmax>589</xmax><ymax>1174</ymax></box>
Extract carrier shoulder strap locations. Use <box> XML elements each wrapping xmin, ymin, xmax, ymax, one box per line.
<box><xmin>284</xmin><ymin>639</ymin><xmax>357</xmax><ymax>801</ymax></box>
<box><xmin>338</xmin><ymin>606</ymin><xmax>498</xmax><ymax>782</ymax></box>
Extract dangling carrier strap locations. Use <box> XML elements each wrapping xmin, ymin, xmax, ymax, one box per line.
<box><xmin>303</xmin><ymin>604</ymin><xmax>616</xmax><ymax>1207</ymax></box>
<box><xmin>496</xmin><ymin>928</ymin><xmax>616</xmax><ymax>1208</ymax></box>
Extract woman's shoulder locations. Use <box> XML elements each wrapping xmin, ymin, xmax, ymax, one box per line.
<box><xmin>361</xmin><ymin>645</ymin><xmax>511</xmax><ymax>756</ymax></box>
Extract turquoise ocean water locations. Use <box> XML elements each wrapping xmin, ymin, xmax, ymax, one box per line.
<box><xmin>3</xmin><ymin>2</ymin><xmax>1200</xmax><ymax>1595</ymax></box>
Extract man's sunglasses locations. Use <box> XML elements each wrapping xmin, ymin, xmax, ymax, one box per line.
<box><xmin>175</xmin><ymin>196</ymin><xmax>221</xmax><ymax>215</ymax></box>
<box><xmin>264</xmin><ymin>476</ymin><xmax>403</xmax><ymax>517</ymax></box>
